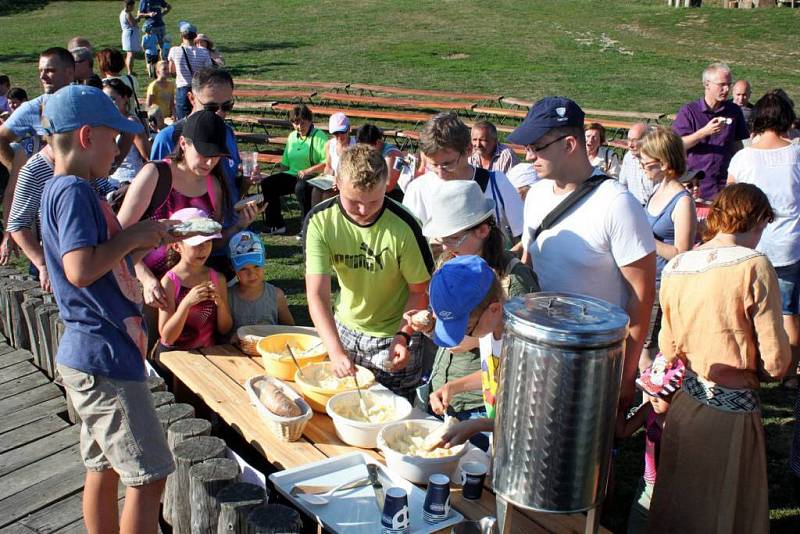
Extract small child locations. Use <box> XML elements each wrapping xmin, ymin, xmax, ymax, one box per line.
<box><xmin>410</xmin><ymin>255</ymin><xmax>505</xmax><ymax>450</ymax></box>
<box><xmin>0</xmin><ymin>74</ymin><xmax>10</xmax><ymax>113</ymax></box>
<box><xmin>616</xmin><ymin>354</ymin><xmax>685</xmax><ymax>534</ymax></box>
<box><xmin>39</xmin><ymin>85</ymin><xmax>175</xmax><ymax>534</ymax></box>
<box><xmin>141</xmin><ymin>23</ymin><xmax>160</xmax><ymax>78</ymax></box>
<box><xmin>228</xmin><ymin>230</ymin><xmax>294</xmax><ymax>331</ymax></box>
<box><xmin>146</xmin><ymin>60</ymin><xmax>175</xmax><ymax>121</ymax></box>
<box><xmin>158</xmin><ymin>207</ymin><xmax>233</xmax><ymax>349</ymax></box>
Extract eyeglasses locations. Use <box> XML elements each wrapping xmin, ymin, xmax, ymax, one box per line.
<box><xmin>199</xmin><ymin>99</ymin><xmax>235</xmax><ymax>113</ymax></box>
<box><xmin>639</xmin><ymin>157</ymin><xmax>660</xmax><ymax>169</ymax></box>
<box><xmin>438</xmin><ymin>232</ymin><xmax>471</xmax><ymax>248</ymax></box>
<box><xmin>427</xmin><ymin>153</ymin><xmax>463</xmax><ymax>172</ymax></box>
<box><xmin>525</xmin><ymin>134</ymin><xmax>569</xmax><ymax>155</ymax></box>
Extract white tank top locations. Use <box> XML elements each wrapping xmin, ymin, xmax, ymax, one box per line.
<box><xmin>328</xmin><ymin>137</ymin><xmax>355</xmax><ymax>175</ymax></box>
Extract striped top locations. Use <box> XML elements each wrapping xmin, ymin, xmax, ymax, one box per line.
<box><xmin>167</xmin><ymin>45</ymin><xmax>212</xmax><ymax>88</ymax></box>
<box><xmin>8</xmin><ymin>148</ymin><xmax>115</xmax><ymax>235</ymax></box>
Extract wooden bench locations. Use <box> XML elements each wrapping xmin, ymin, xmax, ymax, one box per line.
<box><xmin>349</xmin><ymin>83</ymin><xmax>502</xmax><ymax>104</ymax></box>
<box><xmin>159</xmin><ymin>344</ymin><xmax>612</xmax><ymax>534</ymax></box>
<box><xmin>318</xmin><ymin>92</ymin><xmax>477</xmax><ymax>113</ymax></box>
<box><xmin>235</xmin><ymin>79</ymin><xmax>350</xmax><ymax>92</ymax></box>
<box><xmin>234</xmin><ymin>89</ymin><xmax>317</xmax><ymax>102</ymax></box>
<box><xmin>500</xmin><ymin>97</ymin><xmax>666</xmax><ymax>122</ymax></box>
<box><xmin>269</xmin><ymin>103</ymin><xmax>433</xmax><ymax>126</ymax></box>
<box><xmin>473</xmin><ymin>106</ymin><xmax>636</xmax><ymax>132</ymax></box>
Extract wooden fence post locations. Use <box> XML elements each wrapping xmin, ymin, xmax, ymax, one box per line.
<box><xmin>35</xmin><ymin>304</ymin><xmax>60</xmax><ymax>378</ymax></box>
<box><xmin>156</xmin><ymin>402</ymin><xmax>196</xmax><ymax>435</ymax></box>
<box><xmin>189</xmin><ymin>457</ymin><xmax>240</xmax><ymax>534</ymax></box>
<box><xmin>172</xmin><ymin>436</ymin><xmax>227</xmax><ymax>534</ymax></box>
<box><xmin>216</xmin><ymin>483</ymin><xmax>266</xmax><ymax>534</ymax></box>
<box><xmin>147</xmin><ymin>375</ymin><xmax>167</xmax><ymax>392</ymax></box>
<box><xmin>22</xmin><ymin>297</ymin><xmax>43</xmax><ymax>367</ymax></box>
<box><xmin>164</xmin><ymin>417</ymin><xmax>211</xmax><ymax>524</ymax></box>
<box><xmin>245</xmin><ymin>504</ymin><xmax>303</xmax><ymax>534</ymax></box>
<box><xmin>152</xmin><ymin>390</ymin><xmax>176</xmax><ymax>408</ymax></box>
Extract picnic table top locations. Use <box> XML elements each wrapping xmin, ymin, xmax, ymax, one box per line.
<box><xmin>349</xmin><ymin>83</ymin><xmax>502</xmax><ymax>103</ymax></box>
<box><xmin>159</xmin><ymin>344</ymin><xmax>609</xmax><ymax>534</ymax></box>
<box><xmin>318</xmin><ymin>92</ymin><xmax>477</xmax><ymax>112</ymax></box>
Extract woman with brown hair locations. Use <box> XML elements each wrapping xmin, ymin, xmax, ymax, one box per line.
<box><xmin>648</xmin><ymin>183</ymin><xmax>791</xmax><ymax>534</ymax></box>
<box><xmin>585</xmin><ymin>122</ymin><xmax>621</xmax><ymax>178</ymax></box>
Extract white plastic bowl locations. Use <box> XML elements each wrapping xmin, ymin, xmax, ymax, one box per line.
<box><xmin>326</xmin><ymin>389</ymin><xmax>412</xmax><ymax>448</ymax></box>
<box><xmin>376</xmin><ymin>419</ymin><xmax>467</xmax><ymax>485</ymax></box>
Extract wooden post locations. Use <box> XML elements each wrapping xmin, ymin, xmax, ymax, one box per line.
<box><xmin>216</xmin><ymin>483</ymin><xmax>266</xmax><ymax>534</ymax></box>
<box><xmin>0</xmin><ymin>278</ymin><xmax>12</xmax><ymax>338</ymax></box>
<box><xmin>189</xmin><ymin>457</ymin><xmax>240</xmax><ymax>534</ymax></box>
<box><xmin>49</xmin><ymin>312</ymin><xmax>63</xmax><ymax>362</ymax></box>
<box><xmin>147</xmin><ymin>375</ymin><xmax>167</xmax><ymax>392</ymax></box>
<box><xmin>156</xmin><ymin>402</ymin><xmax>196</xmax><ymax>435</ymax></box>
<box><xmin>152</xmin><ymin>390</ymin><xmax>176</xmax><ymax>408</ymax></box>
<box><xmin>35</xmin><ymin>304</ymin><xmax>60</xmax><ymax>378</ymax></box>
<box><xmin>22</xmin><ymin>297</ymin><xmax>43</xmax><ymax>368</ymax></box>
<box><xmin>6</xmin><ymin>280</ymin><xmax>38</xmax><ymax>349</ymax></box>
<box><xmin>245</xmin><ymin>504</ymin><xmax>303</xmax><ymax>534</ymax></box>
<box><xmin>172</xmin><ymin>436</ymin><xmax>227</xmax><ymax>534</ymax></box>
<box><xmin>164</xmin><ymin>417</ymin><xmax>212</xmax><ymax>525</ymax></box>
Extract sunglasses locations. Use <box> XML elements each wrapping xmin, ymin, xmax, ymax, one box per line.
<box><xmin>201</xmin><ymin>100</ymin><xmax>235</xmax><ymax>113</ymax></box>
<box><xmin>526</xmin><ymin>134</ymin><xmax>569</xmax><ymax>155</ymax></box>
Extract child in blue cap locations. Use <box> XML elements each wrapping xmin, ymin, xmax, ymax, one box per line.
<box><xmin>228</xmin><ymin>230</ymin><xmax>294</xmax><ymax>330</ymax></box>
<box><xmin>415</xmin><ymin>255</ymin><xmax>506</xmax><ymax>448</ymax></box>
<box><xmin>39</xmin><ymin>84</ymin><xmax>176</xmax><ymax>534</ymax></box>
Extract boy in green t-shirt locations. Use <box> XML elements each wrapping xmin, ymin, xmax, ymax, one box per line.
<box><xmin>304</xmin><ymin>144</ymin><xmax>434</xmax><ymax>399</ymax></box>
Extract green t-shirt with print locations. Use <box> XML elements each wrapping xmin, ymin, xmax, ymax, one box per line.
<box><xmin>304</xmin><ymin>197</ymin><xmax>434</xmax><ymax>337</ymax></box>
<box><xmin>281</xmin><ymin>127</ymin><xmax>328</xmax><ymax>175</ymax></box>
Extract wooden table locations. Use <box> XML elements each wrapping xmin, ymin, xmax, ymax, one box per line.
<box><xmin>159</xmin><ymin>344</ymin><xmax>609</xmax><ymax>534</ymax></box>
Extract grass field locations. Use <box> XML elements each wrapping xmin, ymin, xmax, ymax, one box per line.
<box><xmin>2</xmin><ymin>0</ymin><xmax>799</xmax><ymax>531</ymax></box>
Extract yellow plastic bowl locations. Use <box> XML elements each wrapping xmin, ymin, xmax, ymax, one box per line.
<box><xmin>257</xmin><ymin>333</ymin><xmax>328</xmax><ymax>381</ymax></box>
<box><xmin>294</xmin><ymin>362</ymin><xmax>375</xmax><ymax>412</ymax></box>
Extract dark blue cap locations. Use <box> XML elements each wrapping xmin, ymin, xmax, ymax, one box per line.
<box><xmin>430</xmin><ymin>255</ymin><xmax>496</xmax><ymax>348</ymax></box>
<box><xmin>507</xmin><ymin>96</ymin><xmax>585</xmax><ymax>146</ymax></box>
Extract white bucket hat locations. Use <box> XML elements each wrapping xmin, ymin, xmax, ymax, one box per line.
<box><xmin>422</xmin><ymin>180</ymin><xmax>496</xmax><ymax>239</ymax></box>
<box><xmin>506</xmin><ymin>163</ymin><xmax>539</xmax><ymax>189</ymax></box>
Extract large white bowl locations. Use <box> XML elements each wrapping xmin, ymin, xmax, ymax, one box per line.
<box><xmin>376</xmin><ymin>419</ymin><xmax>467</xmax><ymax>485</ymax></box>
<box><xmin>326</xmin><ymin>389</ymin><xmax>413</xmax><ymax>448</ymax></box>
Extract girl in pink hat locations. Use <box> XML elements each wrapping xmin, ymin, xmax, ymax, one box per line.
<box><xmin>158</xmin><ymin>207</ymin><xmax>233</xmax><ymax>349</ymax></box>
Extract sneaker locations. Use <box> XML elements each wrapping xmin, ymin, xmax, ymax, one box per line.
<box><xmin>264</xmin><ymin>226</ymin><xmax>286</xmax><ymax>235</ymax></box>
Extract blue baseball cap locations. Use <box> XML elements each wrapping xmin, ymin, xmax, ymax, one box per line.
<box><xmin>229</xmin><ymin>231</ymin><xmax>265</xmax><ymax>271</ymax></box>
<box><xmin>42</xmin><ymin>85</ymin><xmax>143</xmax><ymax>135</ymax></box>
<box><xmin>179</xmin><ymin>20</ymin><xmax>197</xmax><ymax>34</ymax></box>
<box><xmin>430</xmin><ymin>255</ymin><xmax>496</xmax><ymax>348</ymax></box>
<box><xmin>507</xmin><ymin>96</ymin><xmax>585</xmax><ymax>146</ymax></box>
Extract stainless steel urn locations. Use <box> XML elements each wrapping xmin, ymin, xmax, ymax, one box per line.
<box><xmin>492</xmin><ymin>292</ymin><xmax>629</xmax><ymax>513</ymax></box>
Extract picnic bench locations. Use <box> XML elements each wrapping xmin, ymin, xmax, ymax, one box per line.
<box><xmin>500</xmin><ymin>97</ymin><xmax>666</xmax><ymax>122</ymax></box>
<box><xmin>348</xmin><ymin>83</ymin><xmax>502</xmax><ymax>105</ymax></box>
<box><xmin>318</xmin><ymin>92</ymin><xmax>477</xmax><ymax>113</ymax></box>
<box><xmin>235</xmin><ymin>79</ymin><xmax>350</xmax><ymax>92</ymax></box>
<box><xmin>159</xmin><ymin>343</ymin><xmax>611</xmax><ymax>534</ymax></box>
<box><xmin>234</xmin><ymin>89</ymin><xmax>317</xmax><ymax>102</ymax></box>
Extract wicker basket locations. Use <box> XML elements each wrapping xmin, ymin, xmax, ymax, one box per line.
<box><xmin>237</xmin><ymin>325</ymin><xmax>319</xmax><ymax>356</ymax></box>
<box><xmin>245</xmin><ymin>375</ymin><xmax>312</xmax><ymax>442</ymax></box>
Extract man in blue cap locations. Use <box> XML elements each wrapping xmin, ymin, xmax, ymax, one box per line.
<box><xmin>39</xmin><ymin>85</ymin><xmax>176</xmax><ymax>534</ymax></box>
<box><xmin>508</xmin><ymin>96</ymin><xmax>655</xmax><ymax>409</ymax></box>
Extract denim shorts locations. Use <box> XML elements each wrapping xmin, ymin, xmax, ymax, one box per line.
<box><xmin>776</xmin><ymin>260</ymin><xmax>800</xmax><ymax>315</ymax></box>
<box><xmin>56</xmin><ymin>365</ymin><xmax>175</xmax><ymax>486</ymax></box>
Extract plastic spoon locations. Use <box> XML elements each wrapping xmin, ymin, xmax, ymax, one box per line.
<box><xmin>423</xmin><ymin>413</ymin><xmax>453</xmax><ymax>451</ymax></box>
<box><xmin>292</xmin><ymin>476</ymin><xmax>371</xmax><ymax>505</ymax></box>
<box><xmin>353</xmin><ymin>373</ymin><xmax>371</xmax><ymax>421</ymax></box>
<box><xmin>285</xmin><ymin>344</ymin><xmax>305</xmax><ymax>379</ymax></box>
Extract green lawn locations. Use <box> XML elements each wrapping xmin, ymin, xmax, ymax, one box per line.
<box><xmin>2</xmin><ymin>0</ymin><xmax>799</xmax><ymax>531</ymax></box>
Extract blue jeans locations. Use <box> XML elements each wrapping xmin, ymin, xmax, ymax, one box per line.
<box><xmin>175</xmin><ymin>86</ymin><xmax>191</xmax><ymax>120</ymax></box>
<box><xmin>776</xmin><ymin>260</ymin><xmax>800</xmax><ymax>315</ymax></box>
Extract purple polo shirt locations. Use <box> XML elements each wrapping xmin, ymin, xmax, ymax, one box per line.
<box><xmin>672</xmin><ymin>98</ymin><xmax>748</xmax><ymax>200</ymax></box>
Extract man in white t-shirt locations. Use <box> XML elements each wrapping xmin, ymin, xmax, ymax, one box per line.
<box><xmin>403</xmin><ymin>112</ymin><xmax>523</xmax><ymax>245</ymax></box>
<box><xmin>508</xmin><ymin>96</ymin><xmax>656</xmax><ymax>409</ymax></box>
<box><xmin>167</xmin><ymin>21</ymin><xmax>211</xmax><ymax>120</ymax></box>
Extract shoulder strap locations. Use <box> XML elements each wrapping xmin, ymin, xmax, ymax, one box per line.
<box><xmin>532</xmin><ymin>175</ymin><xmax>611</xmax><ymax>241</ymax></box>
<box><xmin>209</xmin><ymin>269</ymin><xmax>219</xmax><ymax>286</ymax></box>
<box><xmin>142</xmin><ymin>160</ymin><xmax>173</xmax><ymax>219</ymax></box>
<box><xmin>166</xmin><ymin>271</ymin><xmax>182</xmax><ymax>300</ymax></box>
<box><xmin>205</xmin><ymin>172</ymin><xmax>217</xmax><ymax>213</ymax></box>
<box><xmin>181</xmin><ymin>46</ymin><xmax>194</xmax><ymax>76</ymax></box>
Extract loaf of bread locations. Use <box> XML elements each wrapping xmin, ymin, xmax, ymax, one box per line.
<box><xmin>259</xmin><ymin>383</ymin><xmax>302</xmax><ymax>417</ymax></box>
<box><xmin>410</xmin><ymin>310</ymin><xmax>433</xmax><ymax>329</ymax></box>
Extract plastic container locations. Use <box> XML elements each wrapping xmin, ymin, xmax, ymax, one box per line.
<box><xmin>377</xmin><ymin>419</ymin><xmax>467</xmax><ymax>485</ymax></box>
<box><xmin>245</xmin><ymin>375</ymin><xmax>312</xmax><ymax>442</ymax></box>
<box><xmin>294</xmin><ymin>362</ymin><xmax>375</xmax><ymax>412</ymax></box>
<box><xmin>257</xmin><ymin>333</ymin><xmax>327</xmax><ymax>380</ymax></box>
<box><xmin>326</xmin><ymin>389</ymin><xmax>413</xmax><ymax>448</ymax></box>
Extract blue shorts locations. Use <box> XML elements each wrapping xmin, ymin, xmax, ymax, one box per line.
<box><xmin>776</xmin><ymin>260</ymin><xmax>800</xmax><ymax>315</ymax></box>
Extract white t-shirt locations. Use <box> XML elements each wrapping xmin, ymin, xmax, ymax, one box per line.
<box><xmin>403</xmin><ymin>169</ymin><xmax>524</xmax><ymax>238</ymax></box>
<box><xmin>589</xmin><ymin>147</ymin><xmax>621</xmax><ymax>179</ymax></box>
<box><xmin>521</xmin><ymin>174</ymin><xmax>655</xmax><ymax>309</ymax></box>
<box><xmin>618</xmin><ymin>151</ymin><xmax>655</xmax><ymax>206</ymax></box>
<box><xmin>167</xmin><ymin>45</ymin><xmax>212</xmax><ymax>88</ymax></box>
<box><xmin>728</xmin><ymin>144</ymin><xmax>800</xmax><ymax>267</ymax></box>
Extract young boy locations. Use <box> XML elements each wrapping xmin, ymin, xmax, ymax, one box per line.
<box><xmin>228</xmin><ymin>230</ymin><xmax>294</xmax><ymax>330</ymax></box>
<box><xmin>146</xmin><ymin>60</ymin><xmax>175</xmax><ymax>120</ymax></box>
<box><xmin>40</xmin><ymin>84</ymin><xmax>175</xmax><ymax>534</ymax></box>
<box><xmin>141</xmin><ymin>24</ymin><xmax>160</xmax><ymax>78</ymax></box>
<box><xmin>421</xmin><ymin>255</ymin><xmax>505</xmax><ymax>448</ymax></box>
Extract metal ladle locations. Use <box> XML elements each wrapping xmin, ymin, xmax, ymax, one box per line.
<box><xmin>285</xmin><ymin>344</ymin><xmax>305</xmax><ymax>379</ymax></box>
<box><xmin>353</xmin><ymin>373</ymin><xmax>370</xmax><ymax>420</ymax></box>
